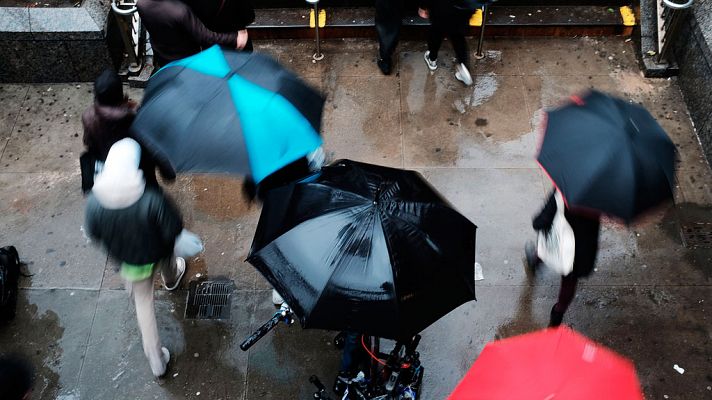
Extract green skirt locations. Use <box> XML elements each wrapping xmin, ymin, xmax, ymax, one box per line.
<box><xmin>120</xmin><ymin>262</ymin><xmax>156</xmax><ymax>282</ymax></box>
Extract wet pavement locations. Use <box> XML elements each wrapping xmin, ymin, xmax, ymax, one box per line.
<box><xmin>1</xmin><ymin>36</ymin><xmax>711</xmax><ymax>399</ymax></box>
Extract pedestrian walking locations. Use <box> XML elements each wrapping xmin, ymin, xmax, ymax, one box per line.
<box><xmin>138</xmin><ymin>0</ymin><xmax>247</xmax><ymax>67</ymax></box>
<box><xmin>186</xmin><ymin>0</ymin><xmax>255</xmax><ymax>52</ymax></box>
<box><xmin>80</xmin><ymin>69</ymin><xmax>168</xmax><ymax>193</ymax></box>
<box><xmin>85</xmin><ymin>138</ymin><xmax>187</xmax><ymax>377</ymax></box>
<box><xmin>418</xmin><ymin>0</ymin><xmax>473</xmax><ymax>86</ymax></box>
<box><xmin>375</xmin><ymin>0</ymin><xmax>403</xmax><ymax>75</ymax></box>
<box><xmin>527</xmin><ymin>90</ymin><xmax>677</xmax><ymax>327</ymax></box>
<box><xmin>525</xmin><ymin>189</ymin><xmax>601</xmax><ymax>327</ymax></box>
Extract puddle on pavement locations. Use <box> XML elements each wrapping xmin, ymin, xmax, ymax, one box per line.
<box><xmin>0</xmin><ymin>292</ymin><xmax>62</xmax><ymax>399</ymax></box>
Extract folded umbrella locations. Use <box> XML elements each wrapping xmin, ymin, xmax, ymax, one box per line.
<box><xmin>538</xmin><ymin>90</ymin><xmax>677</xmax><ymax>223</ymax></box>
<box><xmin>449</xmin><ymin>327</ymin><xmax>644</xmax><ymax>400</ymax></box>
<box><xmin>248</xmin><ymin>159</ymin><xmax>478</xmax><ymax>340</ymax></box>
<box><xmin>131</xmin><ymin>45</ymin><xmax>323</xmax><ymax>183</ymax></box>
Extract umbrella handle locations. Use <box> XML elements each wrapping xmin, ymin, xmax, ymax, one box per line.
<box><xmin>239</xmin><ymin>306</ymin><xmax>293</xmax><ymax>351</ymax></box>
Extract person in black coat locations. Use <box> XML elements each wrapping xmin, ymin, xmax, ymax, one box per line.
<box><xmin>80</xmin><ymin>69</ymin><xmax>172</xmax><ymax>193</ymax></box>
<box><xmin>185</xmin><ymin>0</ymin><xmax>256</xmax><ymax>52</ymax></box>
<box><xmin>418</xmin><ymin>0</ymin><xmax>473</xmax><ymax>86</ymax></box>
<box><xmin>85</xmin><ymin>138</ymin><xmax>187</xmax><ymax>377</ymax></box>
<box><xmin>375</xmin><ymin>0</ymin><xmax>404</xmax><ymax>75</ymax></box>
<box><xmin>525</xmin><ymin>189</ymin><xmax>601</xmax><ymax>327</ymax></box>
<box><xmin>138</xmin><ymin>0</ymin><xmax>246</xmax><ymax>67</ymax></box>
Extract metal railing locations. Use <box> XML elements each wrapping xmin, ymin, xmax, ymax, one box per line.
<box><xmin>111</xmin><ymin>0</ymin><xmax>145</xmax><ymax>73</ymax></box>
<box><xmin>656</xmin><ymin>0</ymin><xmax>694</xmax><ymax>63</ymax></box>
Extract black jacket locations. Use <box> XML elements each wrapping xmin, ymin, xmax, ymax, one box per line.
<box><xmin>533</xmin><ymin>190</ymin><xmax>601</xmax><ymax>277</ymax></box>
<box><xmin>81</xmin><ymin>103</ymin><xmax>171</xmax><ymax>191</ymax></box>
<box><xmin>85</xmin><ymin>188</ymin><xmax>183</xmax><ymax>264</ymax></box>
<box><xmin>138</xmin><ymin>0</ymin><xmax>238</xmax><ymax>63</ymax></box>
<box><xmin>185</xmin><ymin>0</ymin><xmax>255</xmax><ymax>32</ymax></box>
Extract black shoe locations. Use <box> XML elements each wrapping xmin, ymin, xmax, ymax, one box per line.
<box><xmin>524</xmin><ymin>240</ymin><xmax>541</xmax><ymax>276</ymax></box>
<box><xmin>549</xmin><ymin>304</ymin><xmax>564</xmax><ymax>327</ymax></box>
<box><xmin>377</xmin><ymin>57</ymin><xmax>392</xmax><ymax>75</ymax></box>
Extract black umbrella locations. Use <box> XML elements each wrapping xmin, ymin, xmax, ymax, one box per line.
<box><xmin>131</xmin><ymin>45</ymin><xmax>323</xmax><ymax>183</ymax></box>
<box><xmin>538</xmin><ymin>90</ymin><xmax>677</xmax><ymax>223</ymax></box>
<box><xmin>247</xmin><ymin>160</ymin><xmax>477</xmax><ymax>340</ymax></box>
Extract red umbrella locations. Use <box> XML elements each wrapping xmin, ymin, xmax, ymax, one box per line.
<box><xmin>449</xmin><ymin>327</ymin><xmax>643</xmax><ymax>400</ymax></box>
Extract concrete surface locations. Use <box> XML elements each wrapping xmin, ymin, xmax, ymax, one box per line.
<box><xmin>0</xmin><ymin>37</ymin><xmax>711</xmax><ymax>399</ymax></box>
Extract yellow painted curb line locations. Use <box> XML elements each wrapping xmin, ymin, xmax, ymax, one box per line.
<box><xmin>620</xmin><ymin>6</ymin><xmax>635</xmax><ymax>26</ymax></box>
<box><xmin>469</xmin><ymin>9</ymin><xmax>483</xmax><ymax>27</ymax></box>
<box><xmin>309</xmin><ymin>9</ymin><xmax>326</xmax><ymax>28</ymax></box>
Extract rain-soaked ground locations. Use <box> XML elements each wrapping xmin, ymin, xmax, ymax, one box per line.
<box><xmin>1</xmin><ymin>37</ymin><xmax>711</xmax><ymax>399</ymax></box>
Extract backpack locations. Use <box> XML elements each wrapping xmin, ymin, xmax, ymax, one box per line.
<box><xmin>0</xmin><ymin>246</ymin><xmax>21</xmax><ymax>322</ymax></box>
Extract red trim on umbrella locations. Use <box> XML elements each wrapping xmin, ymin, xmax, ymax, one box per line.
<box><xmin>570</xmin><ymin>94</ymin><xmax>586</xmax><ymax>106</ymax></box>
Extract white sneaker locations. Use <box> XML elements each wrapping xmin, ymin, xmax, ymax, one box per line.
<box><xmin>152</xmin><ymin>347</ymin><xmax>171</xmax><ymax>377</ymax></box>
<box><xmin>163</xmin><ymin>257</ymin><xmax>186</xmax><ymax>291</ymax></box>
<box><xmin>424</xmin><ymin>51</ymin><xmax>438</xmax><ymax>71</ymax></box>
<box><xmin>272</xmin><ymin>289</ymin><xmax>284</xmax><ymax>305</ymax></box>
<box><xmin>455</xmin><ymin>63</ymin><xmax>473</xmax><ymax>86</ymax></box>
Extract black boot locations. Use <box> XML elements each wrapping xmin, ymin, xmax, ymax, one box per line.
<box><xmin>549</xmin><ymin>304</ymin><xmax>564</xmax><ymax>327</ymax></box>
<box><xmin>377</xmin><ymin>57</ymin><xmax>392</xmax><ymax>75</ymax></box>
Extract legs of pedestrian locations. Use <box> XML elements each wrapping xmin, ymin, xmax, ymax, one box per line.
<box><xmin>450</xmin><ymin>14</ymin><xmax>472</xmax><ymax>86</ymax></box>
<box><xmin>424</xmin><ymin>24</ymin><xmax>445</xmax><ymax>71</ymax></box>
<box><xmin>550</xmin><ymin>274</ymin><xmax>579</xmax><ymax>327</ymax></box>
<box><xmin>131</xmin><ymin>276</ymin><xmax>170</xmax><ymax>377</ymax></box>
<box><xmin>375</xmin><ymin>0</ymin><xmax>402</xmax><ymax>75</ymax></box>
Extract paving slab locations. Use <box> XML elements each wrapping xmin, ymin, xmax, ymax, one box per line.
<box><xmin>0</xmin><ymin>84</ymin><xmax>27</xmax><ymax>149</ymax></box>
<box><xmin>1</xmin><ymin>84</ymin><xmax>90</xmax><ymax>173</ymax></box>
<box><xmin>0</xmin><ymin>172</ymin><xmax>106</xmax><ymax>289</ymax></box>
<box><xmin>0</xmin><ymin>289</ymin><xmax>98</xmax><ymax>399</ymax></box>
<box><xmin>420</xmin><ymin>167</ymin><xmax>547</xmax><ymax>285</ymax></box>
<box><xmin>79</xmin><ymin>289</ymin><xmax>256</xmax><ymax>400</ymax></box>
<box><xmin>401</xmin><ymin>53</ymin><xmax>536</xmax><ymax>169</ymax></box>
<box><xmin>322</xmin><ymin>75</ymin><xmax>402</xmax><ymax>167</ymax></box>
<box><xmin>415</xmin><ymin>285</ymin><xmax>712</xmax><ymax>399</ymax></box>
<box><xmin>244</xmin><ymin>290</ymin><xmax>341</xmax><ymax>400</ymax></box>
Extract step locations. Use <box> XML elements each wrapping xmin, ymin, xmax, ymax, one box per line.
<box><xmin>253</xmin><ymin>1</ymin><xmax>632</xmax><ymax>8</ymax></box>
<box><xmin>249</xmin><ymin>5</ymin><xmax>635</xmax><ymax>39</ymax></box>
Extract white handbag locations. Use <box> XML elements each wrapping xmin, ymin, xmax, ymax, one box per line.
<box><xmin>174</xmin><ymin>229</ymin><xmax>204</xmax><ymax>258</ymax></box>
<box><xmin>537</xmin><ymin>191</ymin><xmax>575</xmax><ymax>276</ymax></box>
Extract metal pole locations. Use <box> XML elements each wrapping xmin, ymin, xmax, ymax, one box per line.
<box><xmin>474</xmin><ymin>5</ymin><xmax>488</xmax><ymax>60</ymax></box>
<box><xmin>307</xmin><ymin>0</ymin><xmax>324</xmax><ymax>61</ymax></box>
<box><xmin>656</xmin><ymin>0</ymin><xmax>693</xmax><ymax>63</ymax></box>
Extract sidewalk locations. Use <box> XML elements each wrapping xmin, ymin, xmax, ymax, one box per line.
<box><xmin>0</xmin><ymin>36</ymin><xmax>710</xmax><ymax>399</ymax></box>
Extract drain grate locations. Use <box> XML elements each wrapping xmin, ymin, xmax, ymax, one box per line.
<box><xmin>185</xmin><ymin>280</ymin><xmax>235</xmax><ymax>320</ymax></box>
<box><xmin>680</xmin><ymin>223</ymin><xmax>712</xmax><ymax>248</ymax></box>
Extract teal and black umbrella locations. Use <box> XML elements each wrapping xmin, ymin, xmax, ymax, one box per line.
<box><xmin>131</xmin><ymin>45</ymin><xmax>323</xmax><ymax>183</ymax></box>
<box><xmin>538</xmin><ymin>90</ymin><xmax>677</xmax><ymax>223</ymax></box>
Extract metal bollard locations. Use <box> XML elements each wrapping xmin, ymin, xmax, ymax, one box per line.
<box><xmin>111</xmin><ymin>0</ymin><xmax>144</xmax><ymax>73</ymax></box>
<box><xmin>307</xmin><ymin>0</ymin><xmax>325</xmax><ymax>61</ymax></box>
<box><xmin>474</xmin><ymin>4</ymin><xmax>489</xmax><ymax>60</ymax></box>
<box><xmin>656</xmin><ymin>0</ymin><xmax>694</xmax><ymax>63</ymax></box>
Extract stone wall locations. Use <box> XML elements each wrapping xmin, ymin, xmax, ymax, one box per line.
<box><xmin>0</xmin><ymin>0</ymin><xmax>114</xmax><ymax>82</ymax></box>
<box><xmin>674</xmin><ymin>0</ymin><xmax>712</xmax><ymax>164</ymax></box>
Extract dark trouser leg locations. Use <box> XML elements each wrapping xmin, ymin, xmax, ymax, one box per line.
<box><xmin>449</xmin><ymin>12</ymin><xmax>470</xmax><ymax>65</ymax></box>
<box><xmin>549</xmin><ymin>274</ymin><xmax>578</xmax><ymax>327</ymax></box>
<box><xmin>427</xmin><ymin>23</ymin><xmax>446</xmax><ymax>61</ymax></box>
<box><xmin>339</xmin><ymin>332</ymin><xmax>362</xmax><ymax>372</ymax></box>
<box><xmin>449</xmin><ymin>32</ymin><xmax>468</xmax><ymax>65</ymax></box>
<box><xmin>555</xmin><ymin>274</ymin><xmax>579</xmax><ymax>313</ymax></box>
<box><xmin>375</xmin><ymin>0</ymin><xmax>402</xmax><ymax>60</ymax></box>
